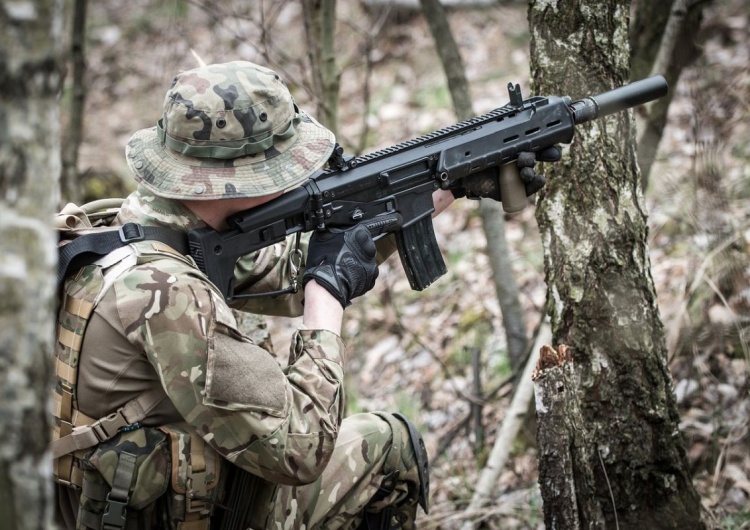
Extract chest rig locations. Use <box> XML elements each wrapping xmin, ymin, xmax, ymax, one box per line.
<box><xmin>52</xmin><ymin>203</ymin><xmax>225</xmax><ymax>529</ymax></box>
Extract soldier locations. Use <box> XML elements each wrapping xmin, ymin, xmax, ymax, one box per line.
<box><xmin>52</xmin><ymin>60</ymin><xmax>554</xmax><ymax>529</ymax></box>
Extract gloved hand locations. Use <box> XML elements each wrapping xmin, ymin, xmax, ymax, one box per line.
<box><xmin>303</xmin><ymin>224</ymin><xmax>379</xmax><ymax>308</ymax></box>
<box><xmin>452</xmin><ymin>146</ymin><xmax>562</xmax><ymax>201</ymax></box>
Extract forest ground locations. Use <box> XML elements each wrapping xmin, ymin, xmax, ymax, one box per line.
<box><xmin>70</xmin><ymin>0</ymin><xmax>749</xmax><ymax>528</ymax></box>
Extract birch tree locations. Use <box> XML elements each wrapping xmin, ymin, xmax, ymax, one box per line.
<box><xmin>529</xmin><ymin>1</ymin><xmax>705</xmax><ymax>527</ymax></box>
<box><xmin>0</xmin><ymin>0</ymin><xmax>63</xmax><ymax>528</ymax></box>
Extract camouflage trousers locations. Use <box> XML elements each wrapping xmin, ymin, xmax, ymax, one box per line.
<box><xmin>256</xmin><ymin>412</ymin><xmax>423</xmax><ymax>529</ymax></box>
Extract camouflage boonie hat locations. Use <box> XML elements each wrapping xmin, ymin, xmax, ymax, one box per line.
<box><xmin>125</xmin><ymin>61</ymin><xmax>335</xmax><ymax>200</ymax></box>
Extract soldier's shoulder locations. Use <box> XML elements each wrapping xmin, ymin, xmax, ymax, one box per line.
<box><xmin>113</xmin><ymin>241</ymin><xmax>214</xmax><ymax>295</ymax></box>
<box><xmin>109</xmin><ymin>244</ymin><xmax>222</xmax><ymax>337</ymax></box>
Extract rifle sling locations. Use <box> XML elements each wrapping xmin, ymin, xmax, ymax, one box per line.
<box><xmin>58</xmin><ymin>223</ymin><xmax>189</xmax><ymax>285</ymax></box>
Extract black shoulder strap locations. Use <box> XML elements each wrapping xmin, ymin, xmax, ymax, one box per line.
<box><xmin>58</xmin><ymin>222</ymin><xmax>189</xmax><ymax>286</ymax></box>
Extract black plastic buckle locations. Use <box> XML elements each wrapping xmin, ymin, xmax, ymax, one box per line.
<box><xmin>118</xmin><ymin>223</ymin><xmax>145</xmax><ymax>244</ymax></box>
<box><xmin>101</xmin><ymin>492</ymin><xmax>128</xmax><ymax>529</ymax></box>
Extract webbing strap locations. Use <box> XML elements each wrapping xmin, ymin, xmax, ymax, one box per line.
<box><xmin>55</xmin><ymin>356</ymin><xmax>79</xmax><ymax>383</ymax></box>
<box><xmin>76</xmin><ymin>452</ymin><xmax>140</xmax><ymax>530</ymax></box>
<box><xmin>77</xmin><ymin>509</ymin><xmax>102</xmax><ymax>529</ymax></box>
<box><xmin>82</xmin><ymin>476</ymin><xmax>109</xmax><ymax>503</ymax></box>
<box><xmin>184</xmin><ymin>434</ymin><xmax>209</xmax><ymax>515</ymax></box>
<box><xmin>110</xmin><ymin>452</ymin><xmax>137</xmax><ymax>503</ymax></box>
<box><xmin>58</xmin><ymin>387</ymin><xmax>75</xmax><ymax>422</ymax></box>
<box><xmin>102</xmin><ymin>452</ymin><xmax>137</xmax><ymax>530</ymax></box>
<box><xmin>48</xmin><ymin>387</ymin><xmax>167</xmax><ymax>459</ymax></box>
<box><xmin>64</xmin><ymin>294</ymin><xmax>95</xmax><ymax>319</ymax></box>
<box><xmin>58</xmin><ymin>223</ymin><xmax>188</xmax><ymax>285</ymax></box>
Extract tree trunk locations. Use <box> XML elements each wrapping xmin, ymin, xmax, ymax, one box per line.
<box><xmin>630</xmin><ymin>0</ymin><xmax>708</xmax><ymax>189</ymax></box>
<box><xmin>418</xmin><ymin>0</ymin><xmax>473</xmax><ymax>120</ymax></box>
<box><xmin>419</xmin><ymin>0</ymin><xmax>529</xmax><ymax>371</ymax></box>
<box><xmin>461</xmin><ymin>322</ymin><xmax>551</xmax><ymax>529</ymax></box>
<box><xmin>532</xmin><ymin>344</ymin><xmax>583</xmax><ymax>529</ymax></box>
<box><xmin>301</xmin><ymin>0</ymin><xmax>340</xmax><ymax>137</ymax></box>
<box><xmin>0</xmin><ymin>1</ymin><xmax>63</xmax><ymax>528</ymax></box>
<box><xmin>479</xmin><ymin>201</ymin><xmax>528</xmax><ymax>371</ymax></box>
<box><xmin>61</xmin><ymin>0</ymin><xmax>88</xmax><ymax>205</ymax></box>
<box><xmin>528</xmin><ymin>1</ymin><xmax>705</xmax><ymax>528</ymax></box>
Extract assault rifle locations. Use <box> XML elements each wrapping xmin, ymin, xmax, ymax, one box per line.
<box><xmin>188</xmin><ymin>75</ymin><xmax>668</xmax><ymax>302</ymax></box>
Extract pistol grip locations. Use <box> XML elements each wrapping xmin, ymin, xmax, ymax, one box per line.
<box><xmin>499</xmin><ymin>163</ymin><xmax>527</xmax><ymax>214</ymax></box>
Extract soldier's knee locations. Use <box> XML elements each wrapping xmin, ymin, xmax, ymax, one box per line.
<box><xmin>374</xmin><ymin>412</ymin><xmax>430</xmax><ymax>514</ymax></box>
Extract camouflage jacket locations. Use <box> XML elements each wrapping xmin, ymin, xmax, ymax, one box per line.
<box><xmin>74</xmin><ymin>186</ymin><xmax>346</xmax><ymax>485</ymax></box>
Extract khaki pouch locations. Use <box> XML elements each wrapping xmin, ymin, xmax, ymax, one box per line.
<box><xmin>159</xmin><ymin>423</ymin><xmax>226</xmax><ymax>530</ymax></box>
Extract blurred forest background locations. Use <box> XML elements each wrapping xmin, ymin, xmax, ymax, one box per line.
<box><xmin>58</xmin><ymin>0</ymin><xmax>749</xmax><ymax>527</ymax></box>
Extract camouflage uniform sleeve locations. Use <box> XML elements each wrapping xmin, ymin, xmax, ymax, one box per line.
<box><xmin>114</xmin><ymin>258</ymin><xmax>345</xmax><ymax>485</ymax></box>
<box><xmin>230</xmin><ymin>233</ymin><xmax>310</xmax><ymax>317</ymax></box>
<box><xmin>230</xmin><ymin>232</ymin><xmax>397</xmax><ymax>317</ymax></box>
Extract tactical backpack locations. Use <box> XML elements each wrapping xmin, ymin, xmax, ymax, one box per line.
<box><xmin>52</xmin><ymin>200</ymin><xmax>227</xmax><ymax>530</ymax></box>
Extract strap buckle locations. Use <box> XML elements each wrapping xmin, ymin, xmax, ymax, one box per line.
<box><xmin>185</xmin><ymin>466</ymin><xmax>209</xmax><ymax>513</ymax></box>
<box><xmin>100</xmin><ymin>492</ymin><xmax>128</xmax><ymax>529</ymax></box>
<box><xmin>91</xmin><ymin>410</ymin><xmax>130</xmax><ymax>443</ymax></box>
<box><xmin>118</xmin><ymin>223</ymin><xmax>145</xmax><ymax>244</ymax></box>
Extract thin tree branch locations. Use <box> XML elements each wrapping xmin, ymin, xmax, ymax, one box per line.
<box><xmin>460</xmin><ymin>321</ymin><xmax>551</xmax><ymax>529</ymax></box>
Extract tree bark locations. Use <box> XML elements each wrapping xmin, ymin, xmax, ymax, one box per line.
<box><xmin>532</xmin><ymin>344</ymin><xmax>585</xmax><ymax>529</ymax></box>
<box><xmin>0</xmin><ymin>1</ymin><xmax>63</xmax><ymax>528</ymax></box>
<box><xmin>528</xmin><ymin>1</ymin><xmax>705</xmax><ymax>528</ymax></box>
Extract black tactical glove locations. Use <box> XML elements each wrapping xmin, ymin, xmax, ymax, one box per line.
<box><xmin>303</xmin><ymin>224</ymin><xmax>379</xmax><ymax>308</ymax></box>
<box><xmin>453</xmin><ymin>146</ymin><xmax>562</xmax><ymax>201</ymax></box>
